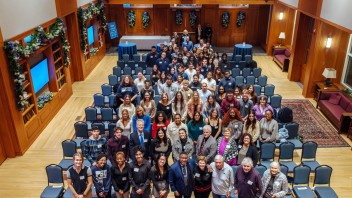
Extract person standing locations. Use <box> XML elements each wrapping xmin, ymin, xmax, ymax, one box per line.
<box><xmin>261</xmin><ymin>162</ymin><xmax>288</xmax><ymax>198</ymax></box>
<box><xmin>111</xmin><ymin>152</ymin><xmax>130</xmax><ymax>198</ymax></box>
<box><xmin>204</xmin><ymin>24</ymin><xmax>213</xmax><ymax>44</ymax></box>
<box><xmin>169</xmin><ymin>152</ymin><xmax>196</xmax><ymax>198</ymax></box>
<box><xmin>146</xmin><ymin>46</ymin><xmax>158</xmax><ymax>68</ymax></box>
<box><xmin>196</xmin><ymin>125</ymin><xmax>217</xmax><ymax>163</ymax></box>
<box><xmin>129</xmin><ymin>146</ymin><xmax>151</xmax><ymax>198</ymax></box>
<box><xmin>194</xmin><ymin>156</ymin><xmax>212</xmax><ymax>198</ymax></box>
<box><xmin>234</xmin><ymin>157</ymin><xmax>263</xmax><ymax>198</ymax></box>
<box><xmin>106</xmin><ymin>127</ymin><xmax>129</xmax><ymax>166</ymax></box>
<box><xmin>129</xmin><ymin>119</ymin><xmax>151</xmax><ymax>160</ymax></box>
<box><xmin>149</xmin><ymin>155</ymin><xmax>170</xmax><ymax>198</ymax></box>
<box><xmin>209</xmin><ymin>155</ymin><xmax>234</xmax><ymax>198</ymax></box>
<box><xmin>91</xmin><ymin>154</ymin><xmax>112</xmax><ymax>198</ymax></box>
<box><xmin>83</xmin><ymin>126</ymin><xmax>107</xmax><ymax>166</ymax></box>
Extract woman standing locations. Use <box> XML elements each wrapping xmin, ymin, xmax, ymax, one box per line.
<box><xmin>67</xmin><ymin>152</ymin><xmax>93</xmax><ymax>198</ymax></box>
<box><xmin>91</xmin><ymin>154</ymin><xmax>111</xmax><ymax>198</ymax></box>
<box><xmin>259</xmin><ymin>110</ymin><xmax>278</xmax><ymax>144</ymax></box>
<box><xmin>261</xmin><ymin>162</ymin><xmax>288</xmax><ymax>198</ymax></box>
<box><xmin>237</xmin><ymin>133</ymin><xmax>259</xmax><ymax>166</ymax></box>
<box><xmin>172</xmin><ymin>128</ymin><xmax>194</xmax><ymax>160</ymax></box>
<box><xmin>214</xmin><ymin>67</ymin><xmax>224</xmax><ymax>84</ymax></box>
<box><xmin>111</xmin><ymin>152</ymin><xmax>130</xmax><ymax>198</ymax></box>
<box><xmin>243</xmin><ymin>110</ymin><xmax>260</xmax><ymax>143</ymax></box>
<box><xmin>116</xmin><ymin>109</ymin><xmax>132</xmax><ymax>139</ymax></box>
<box><xmin>150</xmin><ymin>128</ymin><xmax>172</xmax><ymax>163</ymax></box>
<box><xmin>151</xmin><ymin>65</ymin><xmax>160</xmax><ymax>86</ymax></box>
<box><xmin>248</xmin><ymin>85</ymin><xmax>258</xmax><ymax>105</ymax></box>
<box><xmin>151</xmin><ymin>111</ymin><xmax>170</xmax><ymax>139</ymax></box>
<box><xmin>133</xmin><ymin>72</ymin><xmax>146</xmax><ymax>93</ymax></box>
<box><xmin>204</xmin><ymin>109</ymin><xmax>222</xmax><ymax>139</ymax></box>
<box><xmin>252</xmin><ymin>96</ymin><xmax>274</xmax><ymax>121</ymax></box>
<box><xmin>202</xmin><ymin>95</ymin><xmax>220</xmax><ymax>119</ymax></box>
<box><xmin>118</xmin><ymin>95</ymin><xmax>135</xmax><ymax>119</ymax></box>
<box><xmin>194</xmin><ymin>156</ymin><xmax>212</xmax><ymax>198</ymax></box>
<box><xmin>132</xmin><ymin>106</ymin><xmax>151</xmax><ymax>132</ymax></box>
<box><xmin>172</xmin><ymin>91</ymin><xmax>188</xmax><ymax>122</ymax></box>
<box><xmin>149</xmin><ymin>155</ymin><xmax>170</xmax><ymax>198</ymax></box>
<box><xmin>213</xmin><ymin>52</ymin><xmax>220</xmax><ymax>68</ymax></box>
<box><xmin>139</xmin><ymin>92</ymin><xmax>156</xmax><ymax>121</ymax></box>
<box><xmin>157</xmin><ymin>93</ymin><xmax>173</xmax><ymax>120</ymax></box>
<box><xmin>115</xmin><ymin>75</ymin><xmax>138</xmax><ymax>108</ymax></box>
<box><xmin>187</xmin><ymin>111</ymin><xmax>206</xmax><ymax>146</ymax></box>
<box><xmin>215</xmin><ymin>85</ymin><xmax>226</xmax><ymax>105</ymax></box>
<box><xmin>216</xmin><ymin>127</ymin><xmax>238</xmax><ymax>166</ymax></box>
<box><xmin>157</xmin><ymin>71</ymin><xmax>167</xmax><ymax>94</ymax></box>
<box><xmin>187</xmin><ymin>91</ymin><xmax>203</xmax><ymax>120</ymax></box>
<box><xmin>221</xmin><ymin>108</ymin><xmax>243</xmax><ymax>142</ymax></box>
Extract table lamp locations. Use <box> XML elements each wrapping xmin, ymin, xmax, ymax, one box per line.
<box><xmin>322</xmin><ymin>68</ymin><xmax>336</xmax><ymax>87</ymax></box>
<box><xmin>279</xmin><ymin>32</ymin><xmax>286</xmax><ymax>46</ymax></box>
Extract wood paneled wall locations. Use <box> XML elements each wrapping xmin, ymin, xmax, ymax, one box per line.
<box><xmin>266</xmin><ymin>2</ymin><xmax>296</xmax><ymax>55</ymax></box>
<box><xmin>55</xmin><ymin>0</ymin><xmax>77</xmax><ymax>17</ymax></box>
<box><xmin>105</xmin><ymin>5</ymin><xmax>270</xmax><ymax>47</ymax></box>
<box><xmin>298</xmin><ymin>0</ymin><xmax>322</xmax><ymax>17</ymax></box>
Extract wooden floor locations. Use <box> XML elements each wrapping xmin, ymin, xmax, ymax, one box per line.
<box><xmin>0</xmin><ymin>54</ymin><xmax>351</xmax><ymax>197</ymax></box>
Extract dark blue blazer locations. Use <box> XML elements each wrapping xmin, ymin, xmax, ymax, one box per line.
<box><xmin>168</xmin><ymin>160</ymin><xmax>196</xmax><ymax>196</ymax></box>
<box><xmin>129</xmin><ymin>131</ymin><xmax>151</xmax><ymax>159</ymax></box>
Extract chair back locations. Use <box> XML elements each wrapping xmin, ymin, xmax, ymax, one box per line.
<box><xmin>109</xmin><ymin>94</ymin><xmax>116</xmax><ymax>108</ymax></box>
<box><xmin>242</xmin><ymin>68</ymin><xmax>251</xmax><ymax>78</ymax></box>
<box><xmin>93</xmin><ymin>94</ymin><xmax>105</xmax><ymax>107</ymax></box>
<box><xmin>102</xmin><ymin>84</ymin><xmax>112</xmax><ymax>96</ymax></box>
<box><xmin>154</xmin><ymin>95</ymin><xmax>161</xmax><ymax>105</ymax></box>
<box><xmin>253</xmin><ymin>68</ymin><xmax>262</xmax><ymax>78</ymax></box>
<box><xmin>301</xmin><ymin>141</ymin><xmax>318</xmax><ymax>161</ymax></box>
<box><xmin>74</xmin><ymin>121</ymin><xmax>89</xmax><ymax>138</ymax></box>
<box><xmin>235</xmin><ymin>55</ymin><xmax>242</xmax><ymax>63</ymax></box>
<box><xmin>142</xmin><ymin>54</ymin><xmax>148</xmax><ymax>61</ymax></box>
<box><xmin>92</xmin><ymin>122</ymin><xmax>105</xmax><ymax>135</ymax></box>
<box><xmin>123</xmin><ymin>67</ymin><xmax>132</xmax><ymax>76</ymax></box>
<box><xmin>280</xmin><ymin>164</ymin><xmax>289</xmax><ymax>176</ymax></box>
<box><xmin>133</xmin><ymin>75</ymin><xmax>138</xmax><ymax>80</ymax></box>
<box><xmin>138</xmin><ymin>61</ymin><xmax>147</xmax><ymax>70</ymax></box>
<box><xmin>235</xmin><ymin>76</ymin><xmax>244</xmax><ymax>86</ymax></box>
<box><xmin>314</xmin><ymin>165</ymin><xmax>332</xmax><ymax>186</ymax></box>
<box><xmin>127</xmin><ymin>61</ymin><xmax>136</xmax><ymax>71</ymax></box>
<box><xmin>286</xmin><ymin>122</ymin><xmax>299</xmax><ymax>139</ymax></box>
<box><xmin>122</xmin><ymin>54</ymin><xmax>130</xmax><ymax>62</ymax></box>
<box><xmin>227</xmin><ymin>55</ymin><xmax>233</xmax><ymax>61</ymax></box>
<box><xmin>264</xmin><ymin>84</ymin><xmax>275</xmax><ymax>97</ymax></box>
<box><xmin>145</xmin><ymin>67</ymin><xmax>153</xmax><ymax>75</ymax></box>
<box><xmin>133</xmin><ymin>54</ymin><xmax>141</xmax><ymax>62</ymax></box>
<box><xmin>255</xmin><ymin>164</ymin><xmax>267</xmax><ymax>177</ymax></box>
<box><xmin>108</xmin><ymin>123</ymin><xmax>117</xmax><ymax>138</ymax></box>
<box><xmin>253</xmin><ymin>84</ymin><xmax>261</xmax><ymax>96</ymax></box>
<box><xmin>101</xmin><ymin>108</ymin><xmax>113</xmax><ymax>122</ymax></box>
<box><xmin>257</xmin><ymin>75</ymin><xmax>267</xmax><ymax>87</ymax></box>
<box><xmin>246</xmin><ymin>76</ymin><xmax>255</xmax><ymax>86</ymax></box>
<box><xmin>108</xmin><ymin>75</ymin><xmax>118</xmax><ymax>87</ymax></box>
<box><xmin>239</xmin><ymin>61</ymin><xmax>246</xmax><ymax>70</ymax></box>
<box><xmin>279</xmin><ymin>142</ymin><xmax>295</xmax><ymax>161</ymax></box>
<box><xmin>228</xmin><ymin>61</ymin><xmax>236</xmax><ymax>68</ymax></box>
<box><xmin>260</xmin><ymin>142</ymin><xmax>276</xmax><ymax>161</ymax></box>
<box><xmin>85</xmin><ymin>107</ymin><xmax>97</xmax><ymax>122</ymax></box>
<box><xmin>145</xmin><ymin>75</ymin><xmax>151</xmax><ymax>81</ymax></box>
<box><xmin>232</xmin><ymin>68</ymin><xmax>240</xmax><ymax>78</ymax></box>
<box><xmin>118</xmin><ymin>61</ymin><xmax>125</xmax><ymax>70</ymax></box>
<box><xmin>46</xmin><ymin>164</ymin><xmax>64</xmax><ymax>185</ymax></box>
<box><xmin>62</xmin><ymin>140</ymin><xmax>77</xmax><ymax>158</ymax></box>
<box><xmin>270</xmin><ymin>94</ymin><xmax>282</xmax><ymax>109</ymax></box>
<box><xmin>293</xmin><ymin>165</ymin><xmax>311</xmax><ymax>185</ymax></box>
<box><xmin>113</xmin><ymin>66</ymin><xmax>121</xmax><ymax>77</ymax></box>
<box><xmin>135</xmin><ymin>67</ymin><xmax>143</xmax><ymax>75</ymax></box>
<box><xmin>245</xmin><ymin>55</ymin><xmax>252</xmax><ymax>62</ymax></box>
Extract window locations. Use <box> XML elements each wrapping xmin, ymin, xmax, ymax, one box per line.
<box><xmin>341</xmin><ymin>34</ymin><xmax>352</xmax><ymax>89</ymax></box>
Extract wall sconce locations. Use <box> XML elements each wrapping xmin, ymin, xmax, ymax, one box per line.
<box><xmin>279</xmin><ymin>12</ymin><xmax>284</xmax><ymax>20</ymax></box>
<box><xmin>326</xmin><ymin>37</ymin><xmax>332</xmax><ymax>48</ymax></box>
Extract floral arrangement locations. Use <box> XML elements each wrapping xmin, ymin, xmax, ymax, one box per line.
<box><xmin>90</xmin><ymin>47</ymin><xmax>99</xmax><ymax>56</ymax></box>
<box><xmin>78</xmin><ymin>0</ymin><xmax>107</xmax><ymax>52</ymax></box>
<box><xmin>222</xmin><ymin>11</ymin><xmax>230</xmax><ymax>28</ymax></box>
<box><xmin>128</xmin><ymin>10</ymin><xmax>136</xmax><ymax>28</ymax></box>
<box><xmin>189</xmin><ymin>10</ymin><xmax>197</xmax><ymax>29</ymax></box>
<box><xmin>175</xmin><ymin>9</ymin><xmax>183</xmax><ymax>26</ymax></box>
<box><xmin>37</xmin><ymin>92</ymin><xmax>54</xmax><ymax>110</ymax></box>
<box><xmin>142</xmin><ymin>12</ymin><xmax>150</xmax><ymax>29</ymax></box>
<box><xmin>3</xmin><ymin>18</ymin><xmax>70</xmax><ymax>111</ymax></box>
<box><xmin>236</xmin><ymin>11</ymin><xmax>246</xmax><ymax>28</ymax></box>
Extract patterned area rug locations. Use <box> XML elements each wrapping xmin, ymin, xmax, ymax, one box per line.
<box><xmin>282</xmin><ymin>99</ymin><xmax>350</xmax><ymax>147</ymax></box>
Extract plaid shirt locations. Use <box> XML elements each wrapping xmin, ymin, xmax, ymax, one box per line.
<box><xmin>83</xmin><ymin>135</ymin><xmax>107</xmax><ymax>164</ymax></box>
<box><xmin>106</xmin><ymin>135</ymin><xmax>130</xmax><ymax>166</ymax></box>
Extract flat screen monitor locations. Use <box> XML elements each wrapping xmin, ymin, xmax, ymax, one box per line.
<box><xmin>30</xmin><ymin>58</ymin><xmax>49</xmax><ymax>93</ymax></box>
<box><xmin>87</xmin><ymin>26</ymin><xmax>94</xmax><ymax>45</ymax></box>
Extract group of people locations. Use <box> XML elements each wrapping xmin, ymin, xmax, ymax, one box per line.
<box><xmin>66</xmin><ymin>31</ymin><xmax>287</xmax><ymax>198</ymax></box>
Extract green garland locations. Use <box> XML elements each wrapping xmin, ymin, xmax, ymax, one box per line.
<box><xmin>78</xmin><ymin>0</ymin><xmax>107</xmax><ymax>53</ymax></box>
<box><xmin>37</xmin><ymin>92</ymin><xmax>54</xmax><ymax>110</ymax></box>
<box><xmin>128</xmin><ymin>10</ymin><xmax>136</xmax><ymax>28</ymax></box>
<box><xmin>189</xmin><ymin>10</ymin><xmax>197</xmax><ymax>28</ymax></box>
<box><xmin>3</xmin><ymin>18</ymin><xmax>70</xmax><ymax>111</ymax></box>
<box><xmin>142</xmin><ymin>12</ymin><xmax>150</xmax><ymax>29</ymax></box>
<box><xmin>222</xmin><ymin>11</ymin><xmax>231</xmax><ymax>28</ymax></box>
<box><xmin>175</xmin><ymin>9</ymin><xmax>183</xmax><ymax>26</ymax></box>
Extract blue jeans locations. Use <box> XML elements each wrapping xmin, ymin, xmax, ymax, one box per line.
<box><xmin>212</xmin><ymin>193</ymin><xmax>227</xmax><ymax>198</ymax></box>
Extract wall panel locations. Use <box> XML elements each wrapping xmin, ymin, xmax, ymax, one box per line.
<box><xmin>124</xmin><ymin>8</ymin><xmax>155</xmax><ymax>35</ymax></box>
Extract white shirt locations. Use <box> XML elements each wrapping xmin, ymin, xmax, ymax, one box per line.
<box><xmin>197</xmin><ymin>89</ymin><xmax>212</xmax><ymax>104</ymax></box>
<box><xmin>134</xmin><ymin>78</ymin><xmax>145</xmax><ymax>93</ymax></box>
<box><xmin>210</xmin><ymin>162</ymin><xmax>234</xmax><ymax>195</ymax></box>
<box><xmin>184</xmin><ymin>69</ymin><xmax>197</xmax><ymax>82</ymax></box>
<box><xmin>202</xmin><ymin>78</ymin><xmax>217</xmax><ymax>93</ymax></box>
<box><xmin>167</xmin><ymin>122</ymin><xmax>188</xmax><ymax>144</ymax></box>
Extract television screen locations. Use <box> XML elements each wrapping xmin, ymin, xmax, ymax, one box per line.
<box><xmin>30</xmin><ymin>59</ymin><xmax>49</xmax><ymax>93</ymax></box>
<box><xmin>87</xmin><ymin>26</ymin><xmax>94</xmax><ymax>45</ymax></box>
<box><xmin>24</xmin><ymin>35</ymin><xmax>32</xmax><ymax>45</ymax></box>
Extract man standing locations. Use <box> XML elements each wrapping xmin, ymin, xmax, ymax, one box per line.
<box><xmin>145</xmin><ymin>46</ymin><xmax>158</xmax><ymax>68</ymax></box>
<box><xmin>156</xmin><ymin>52</ymin><xmax>170</xmax><ymax>73</ymax></box>
<box><xmin>234</xmin><ymin>157</ymin><xmax>263</xmax><ymax>198</ymax></box>
<box><xmin>182</xmin><ymin>36</ymin><xmax>193</xmax><ymax>51</ymax></box>
<box><xmin>196</xmin><ymin>125</ymin><xmax>217</xmax><ymax>163</ymax></box>
<box><xmin>169</xmin><ymin>152</ymin><xmax>196</xmax><ymax>198</ymax></box>
<box><xmin>189</xmin><ymin>74</ymin><xmax>202</xmax><ymax>92</ymax></box>
<box><xmin>83</xmin><ymin>126</ymin><xmax>107</xmax><ymax>166</ymax></box>
<box><xmin>219</xmin><ymin>70</ymin><xmax>236</xmax><ymax>91</ymax></box>
<box><xmin>157</xmin><ymin>45</ymin><xmax>172</xmax><ymax>62</ymax></box>
<box><xmin>197</xmin><ymin>83</ymin><xmax>212</xmax><ymax>104</ymax></box>
<box><xmin>202</xmin><ymin>71</ymin><xmax>217</xmax><ymax>94</ymax></box>
<box><xmin>106</xmin><ymin>127</ymin><xmax>129</xmax><ymax>166</ymax></box>
<box><xmin>161</xmin><ymin>75</ymin><xmax>179</xmax><ymax>101</ymax></box>
<box><xmin>210</xmin><ymin>155</ymin><xmax>234</xmax><ymax>198</ymax></box>
<box><xmin>184</xmin><ymin>63</ymin><xmax>197</xmax><ymax>82</ymax></box>
<box><xmin>221</xmin><ymin>89</ymin><xmax>240</xmax><ymax>115</ymax></box>
<box><xmin>239</xmin><ymin>90</ymin><xmax>254</xmax><ymax>121</ymax></box>
<box><xmin>140</xmin><ymin>80</ymin><xmax>154</xmax><ymax>100</ymax></box>
<box><xmin>204</xmin><ymin>24</ymin><xmax>213</xmax><ymax>44</ymax></box>
<box><xmin>129</xmin><ymin>119</ymin><xmax>151</xmax><ymax>160</ymax></box>
<box><xmin>129</xmin><ymin>146</ymin><xmax>151</xmax><ymax>198</ymax></box>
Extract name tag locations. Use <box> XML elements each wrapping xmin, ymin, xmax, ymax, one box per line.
<box><xmin>98</xmin><ymin>145</ymin><xmax>102</xmax><ymax>148</ymax></box>
<box><xmin>238</xmin><ymin>145</ymin><xmax>242</xmax><ymax>149</ymax></box>
<box><xmin>150</xmin><ymin>56</ymin><xmax>153</xmax><ymax>58</ymax></box>
<box><xmin>235</xmin><ymin>125</ymin><xmax>238</xmax><ymax>128</ymax></box>
<box><xmin>153</xmin><ymin>75</ymin><xmax>156</xmax><ymax>77</ymax></box>
<box><xmin>159</xmin><ymin>61</ymin><xmax>162</xmax><ymax>64</ymax></box>
<box><xmin>247</xmin><ymin>180</ymin><xmax>253</xmax><ymax>185</ymax></box>
<box><xmin>230</xmin><ymin>104</ymin><xmax>234</xmax><ymax>107</ymax></box>
<box><xmin>245</xmin><ymin>105</ymin><xmax>248</xmax><ymax>108</ymax></box>
<box><xmin>122</xmin><ymin>145</ymin><xmax>126</xmax><ymax>148</ymax></box>
<box><xmin>188</xmin><ymin>94</ymin><xmax>191</xmax><ymax>97</ymax></box>
<box><xmin>195</xmin><ymin>173</ymin><xmax>200</xmax><ymax>177</ymax></box>
<box><xmin>215</xmin><ymin>126</ymin><xmax>218</xmax><ymax>129</ymax></box>
<box><xmin>226</xmin><ymin>145</ymin><xmax>231</xmax><ymax>148</ymax></box>
<box><xmin>144</xmin><ymin>139</ymin><xmax>148</xmax><ymax>143</ymax></box>
<box><xmin>199</xmin><ymin>127</ymin><xmax>203</xmax><ymax>130</ymax></box>
<box><xmin>224</xmin><ymin>65</ymin><xmax>227</xmax><ymax>68</ymax></box>
<box><xmin>122</xmin><ymin>177</ymin><xmax>127</xmax><ymax>181</ymax></box>
<box><xmin>80</xmin><ymin>176</ymin><xmax>85</xmax><ymax>180</ymax></box>
<box><xmin>166</xmin><ymin>106</ymin><xmax>170</xmax><ymax>109</ymax></box>
<box><xmin>228</xmin><ymin>83</ymin><xmax>231</xmax><ymax>85</ymax></box>
<box><xmin>134</xmin><ymin>168</ymin><xmax>139</xmax><ymax>172</ymax></box>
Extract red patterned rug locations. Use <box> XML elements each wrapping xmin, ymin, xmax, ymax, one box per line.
<box><xmin>282</xmin><ymin>99</ymin><xmax>350</xmax><ymax>147</ymax></box>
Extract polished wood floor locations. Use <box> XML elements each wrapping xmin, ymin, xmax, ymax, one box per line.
<box><xmin>0</xmin><ymin>54</ymin><xmax>351</xmax><ymax>197</ymax></box>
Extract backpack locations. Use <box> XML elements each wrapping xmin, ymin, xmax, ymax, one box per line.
<box><xmin>278</xmin><ymin>125</ymin><xmax>289</xmax><ymax>143</ymax></box>
<box><xmin>277</xmin><ymin>107</ymin><xmax>293</xmax><ymax>123</ymax></box>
